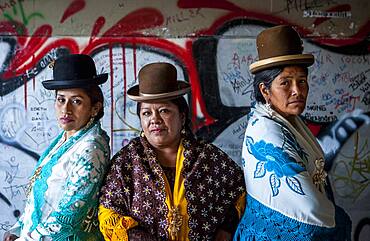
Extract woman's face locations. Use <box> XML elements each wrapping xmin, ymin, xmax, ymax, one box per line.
<box><xmin>55</xmin><ymin>88</ymin><xmax>100</xmax><ymax>138</ymax></box>
<box><xmin>260</xmin><ymin>66</ymin><xmax>309</xmax><ymax>119</ymax></box>
<box><xmin>140</xmin><ymin>101</ymin><xmax>184</xmax><ymax>150</ymax></box>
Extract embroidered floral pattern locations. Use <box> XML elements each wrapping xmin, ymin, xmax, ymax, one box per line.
<box><xmin>236</xmin><ymin>102</ymin><xmax>353</xmax><ymax>241</ymax></box>
<box><xmin>26</xmin><ymin>122</ymin><xmax>110</xmax><ymax>240</ymax></box>
<box><xmin>100</xmin><ymin>130</ymin><xmax>245</xmax><ymax>240</ymax></box>
<box><xmin>245</xmin><ymin>136</ymin><xmax>305</xmax><ymax>196</ymax></box>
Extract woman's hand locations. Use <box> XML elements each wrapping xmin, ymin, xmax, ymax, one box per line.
<box><xmin>3</xmin><ymin>232</ymin><xmax>18</xmax><ymax>241</ymax></box>
<box><xmin>215</xmin><ymin>229</ymin><xmax>232</xmax><ymax>241</ymax></box>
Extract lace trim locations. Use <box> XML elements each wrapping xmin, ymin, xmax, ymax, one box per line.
<box><xmin>99</xmin><ymin>205</ymin><xmax>138</xmax><ymax>241</ymax></box>
<box><xmin>30</xmin><ymin>121</ymin><xmax>98</xmax><ymax>231</ymax></box>
<box><xmin>234</xmin><ymin>195</ymin><xmax>336</xmax><ymax>241</ymax></box>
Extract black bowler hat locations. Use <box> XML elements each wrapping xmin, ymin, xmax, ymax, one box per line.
<box><xmin>42</xmin><ymin>54</ymin><xmax>108</xmax><ymax>90</ymax></box>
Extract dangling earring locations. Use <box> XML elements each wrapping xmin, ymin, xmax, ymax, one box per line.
<box><xmin>84</xmin><ymin>115</ymin><xmax>95</xmax><ymax>130</ymax></box>
<box><xmin>181</xmin><ymin>127</ymin><xmax>186</xmax><ymax>135</ymax></box>
<box><xmin>265</xmin><ymin>100</ymin><xmax>273</xmax><ymax>117</ymax></box>
<box><xmin>140</xmin><ymin>131</ymin><xmax>145</xmax><ymax>137</ymax></box>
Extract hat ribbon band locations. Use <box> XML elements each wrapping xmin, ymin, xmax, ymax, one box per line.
<box><xmin>138</xmin><ymin>88</ymin><xmax>190</xmax><ymax>98</ymax></box>
<box><xmin>139</xmin><ymin>91</ymin><xmax>179</xmax><ymax>98</ymax></box>
<box><xmin>250</xmin><ymin>54</ymin><xmax>314</xmax><ymax>70</ymax></box>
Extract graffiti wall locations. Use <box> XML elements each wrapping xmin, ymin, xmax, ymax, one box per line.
<box><xmin>0</xmin><ymin>0</ymin><xmax>369</xmax><ymax>239</ymax></box>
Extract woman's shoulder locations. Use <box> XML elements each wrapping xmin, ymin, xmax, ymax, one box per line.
<box><xmin>191</xmin><ymin>139</ymin><xmax>239</xmax><ymax>165</ymax></box>
<box><xmin>246</xmin><ymin>113</ymin><xmax>285</xmax><ymax>139</ymax></box>
<box><xmin>84</xmin><ymin>123</ymin><xmax>110</xmax><ymax>142</ymax></box>
<box><xmin>188</xmin><ymin>138</ymin><xmax>216</xmax><ymax>151</ymax></box>
<box><xmin>111</xmin><ymin>137</ymin><xmax>142</xmax><ymax>159</ymax></box>
<box><xmin>72</xmin><ymin>123</ymin><xmax>110</xmax><ymax>153</ymax></box>
<box><xmin>200</xmin><ymin>141</ymin><xmax>227</xmax><ymax>154</ymax></box>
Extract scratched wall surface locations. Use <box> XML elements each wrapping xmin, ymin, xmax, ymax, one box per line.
<box><xmin>0</xmin><ymin>0</ymin><xmax>369</xmax><ymax>240</ymax></box>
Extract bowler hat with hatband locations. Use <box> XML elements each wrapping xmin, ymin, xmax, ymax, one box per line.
<box><xmin>250</xmin><ymin>25</ymin><xmax>314</xmax><ymax>74</ymax></box>
<box><xmin>127</xmin><ymin>62</ymin><xmax>191</xmax><ymax>102</ymax></box>
<box><xmin>42</xmin><ymin>54</ymin><xmax>108</xmax><ymax>90</ymax></box>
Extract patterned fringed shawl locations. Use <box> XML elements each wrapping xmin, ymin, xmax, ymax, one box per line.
<box><xmin>234</xmin><ymin>102</ymin><xmax>352</xmax><ymax>241</ymax></box>
<box><xmin>100</xmin><ymin>130</ymin><xmax>245</xmax><ymax>240</ymax></box>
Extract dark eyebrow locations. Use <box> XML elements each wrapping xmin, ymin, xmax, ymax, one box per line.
<box><xmin>56</xmin><ymin>94</ymin><xmax>85</xmax><ymax>99</ymax></box>
<box><xmin>279</xmin><ymin>74</ymin><xmax>307</xmax><ymax>79</ymax></box>
<box><xmin>71</xmin><ymin>95</ymin><xmax>85</xmax><ymax>98</ymax></box>
<box><xmin>278</xmin><ymin>76</ymin><xmax>291</xmax><ymax>80</ymax></box>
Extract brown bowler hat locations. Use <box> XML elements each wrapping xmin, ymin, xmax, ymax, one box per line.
<box><xmin>249</xmin><ymin>25</ymin><xmax>314</xmax><ymax>74</ymax></box>
<box><xmin>127</xmin><ymin>62</ymin><xmax>191</xmax><ymax>102</ymax></box>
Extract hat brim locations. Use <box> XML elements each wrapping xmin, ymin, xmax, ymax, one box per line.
<box><xmin>42</xmin><ymin>73</ymin><xmax>108</xmax><ymax>90</ymax></box>
<box><xmin>127</xmin><ymin>81</ymin><xmax>191</xmax><ymax>102</ymax></box>
<box><xmin>249</xmin><ymin>54</ymin><xmax>314</xmax><ymax>74</ymax></box>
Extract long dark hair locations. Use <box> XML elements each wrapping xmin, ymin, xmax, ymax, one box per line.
<box><xmin>85</xmin><ymin>84</ymin><xmax>104</xmax><ymax>120</ymax></box>
<box><xmin>253</xmin><ymin>66</ymin><xmax>308</xmax><ymax>103</ymax></box>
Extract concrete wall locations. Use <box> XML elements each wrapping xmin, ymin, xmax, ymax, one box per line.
<box><xmin>0</xmin><ymin>0</ymin><xmax>369</xmax><ymax>239</ymax></box>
